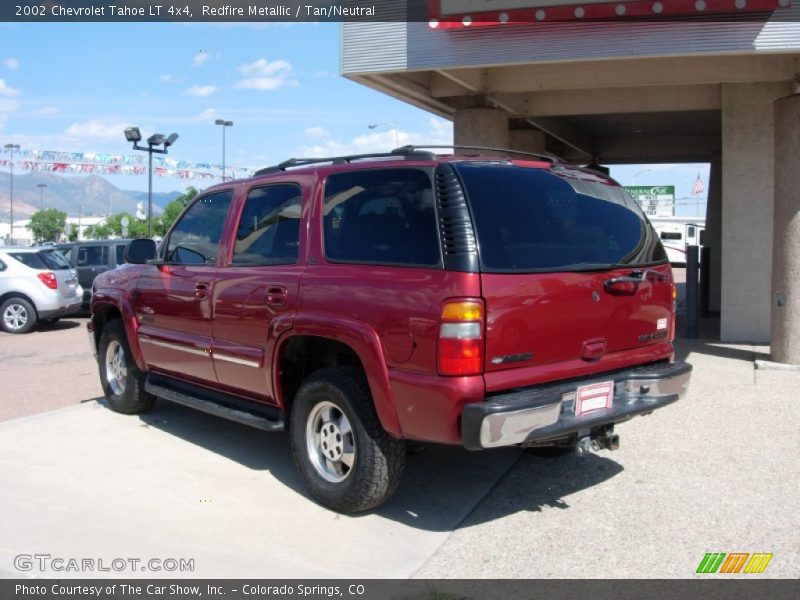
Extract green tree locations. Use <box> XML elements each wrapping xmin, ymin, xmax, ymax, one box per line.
<box><xmin>156</xmin><ymin>187</ymin><xmax>198</xmax><ymax>236</ymax></box>
<box><xmin>28</xmin><ymin>208</ymin><xmax>68</xmax><ymax>243</ymax></box>
<box><xmin>67</xmin><ymin>224</ymin><xmax>79</xmax><ymax>242</ymax></box>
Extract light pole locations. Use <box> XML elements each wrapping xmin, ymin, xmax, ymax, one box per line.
<box><xmin>633</xmin><ymin>168</ymin><xmax>654</xmax><ymax>186</ymax></box>
<box><xmin>124</xmin><ymin>127</ymin><xmax>178</xmax><ymax>238</ymax></box>
<box><xmin>4</xmin><ymin>143</ymin><xmax>20</xmax><ymax>245</ymax></box>
<box><xmin>214</xmin><ymin>119</ymin><xmax>233</xmax><ymax>181</ymax></box>
<box><xmin>37</xmin><ymin>183</ymin><xmax>47</xmax><ymax>211</ymax></box>
<box><xmin>368</xmin><ymin>122</ymin><xmax>400</xmax><ymax>148</ymax></box>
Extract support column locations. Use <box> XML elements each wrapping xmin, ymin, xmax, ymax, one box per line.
<box><xmin>509</xmin><ymin>128</ymin><xmax>547</xmax><ymax>154</ymax></box>
<box><xmin>770</xmin><ymin>93</ymin><xmax>800</xmax><ymax>364</ymax></box>
<box><xmin>706</xmin><ymin>152</ymin><xmax>722</xmax><ymax>315</ymax></box>
<box><xmin>720</xmin><ymin>82</ymin><xmax>791</xmax><ymax>342</ymax></box>
<box><xmin>454</xmin><ymin>107</ymin><xmax>509</xmax><ymax>151</ymax></box>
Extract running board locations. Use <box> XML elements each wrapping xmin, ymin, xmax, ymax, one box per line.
<box><xmin>145</xmin><ymin>375</ymin><xmax>285</xmax><ymax>432</ymax></box>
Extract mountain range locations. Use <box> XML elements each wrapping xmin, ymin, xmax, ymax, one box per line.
<box><xmin>0</xmin><ymin>171</ymin><xmax>185</xmax><ymax>220</ymax></box>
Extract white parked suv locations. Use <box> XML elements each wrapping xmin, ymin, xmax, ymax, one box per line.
<box><xmin>0</xmin><ymin>248</ymin><xmax>83</xmax><ymax>334</ymax></box>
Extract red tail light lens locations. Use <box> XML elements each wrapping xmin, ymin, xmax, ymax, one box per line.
<box><xmin>37</xmin><ymin>272</ymin><xmax>58</xmax><ymax>290</ymax></box>
<box><xmin>438</xmin><ymin>300</ymin><xmax>484</xmax><ymax>376</ymax></box>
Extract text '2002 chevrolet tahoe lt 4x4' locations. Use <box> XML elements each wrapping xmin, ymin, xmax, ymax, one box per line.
<box><xmin>88</xmin><ymin>146</ymin><xmax>692</xmax><ymax>513</ymax></box>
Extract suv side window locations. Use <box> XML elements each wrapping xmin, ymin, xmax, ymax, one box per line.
<box><xmin>232</xmin><ymin>184</ymin><xmax>302</xmax><ymax>265</ymax></box>
<box><xmin>115</xmin><ymin>244</ymin><xmax>126</xmax><ymax>267</ymax></box>
<box><xmin>166</xmin><ymin>190</ymin><xmax>233</xmax><ymax>265</ymax></box>
<box><xmin>323</xmin><ymin>169</ymin><xmax>439</xmax><ymax>267</ymax></box>
<box><xmin>78</xmin><ymin>245</ymin><xmax>108</xmax><ymax>267</ymax></box>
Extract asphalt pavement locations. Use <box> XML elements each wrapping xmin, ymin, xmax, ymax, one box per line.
<box><xmin>0</xmin><ymin>315</ymin><xmax>797</xmax><ymax>579</ymax></box>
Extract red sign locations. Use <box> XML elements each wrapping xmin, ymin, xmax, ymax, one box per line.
<box><xmin>429</xmin><ymin>0</ymin><xmax>791</xmax><ymax>28</ymax></box>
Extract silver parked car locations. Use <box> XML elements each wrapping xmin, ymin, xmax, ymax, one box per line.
<box><xmin>0</xmin><ymin>248</ymin><xmax>83</xmax><ymax>334</ymax></box>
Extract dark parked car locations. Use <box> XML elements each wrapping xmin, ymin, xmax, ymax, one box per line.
<box><xmin>88</xmin><ymin>147</ymin><xmax>691</xmax><ymax>513</ymax></box>
<box><xmin>56</xmin><ymin>240</ymin><xmax>131</xmax><ymax>310</ymax></box>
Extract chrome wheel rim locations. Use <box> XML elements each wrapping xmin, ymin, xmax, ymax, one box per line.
<box><xmin>305</xmin><ymin>400</ymin><xmax>355</xmax><ymax>483</ymax></box>
<box><xmin>2</xmin><ymin>303</ymin><xmax>29</xmax><ymax>331</ymax></box>
<box><xmin>105</xmin><ymin>340</ymin><xmax>128</xmax><ymax>396</ymax></box>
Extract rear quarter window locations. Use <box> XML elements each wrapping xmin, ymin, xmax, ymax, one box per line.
<box><xmin>8</xmin><ymin>252</ymin><xmax>47</xmax><ymax>270</ymax></box>
<box><xmin>322</xmin><ymin>168</ymin><xmax>440</xmax><ymax>268</ymax></box>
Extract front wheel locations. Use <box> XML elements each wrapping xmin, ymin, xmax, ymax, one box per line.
<box><xmin>290</xmin><ymin>367</ymin><xmax>405</xmax><ymax>513</ymax></box>
<box><xmin>98</xmin><ymin>319</ymin><xmax>154</xmax><ymax>414</ymax></box>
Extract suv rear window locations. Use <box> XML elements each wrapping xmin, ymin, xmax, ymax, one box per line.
<box><xmin>39</xmin><ymin>250</ymin><xmax>73</xmax><ymax>270</ymax></box>
<box><xmin>455</xmin><ymin>163</ymin><xmax>667</xmax><ymax>272</ymax></box>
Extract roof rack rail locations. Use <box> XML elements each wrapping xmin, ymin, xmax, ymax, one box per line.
<box><xmin>390</xmin><ymin>144</ymin><xmax>559</xmax><ymax>163</ymax></box>
<box><xmin>254</xmin><ymin>149</ymin><xmax>437</xmax><ymax>175</ymax></box>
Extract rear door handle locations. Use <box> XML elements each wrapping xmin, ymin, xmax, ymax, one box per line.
<box><xmin>195</xmin><ymin>282</ymin><xmax>210</xmax><ymax>300</ymax></box>
<box><xmin>266</xmin><ymin>286</ymin><xmax>288</xmax><ymax>305</ymax></box>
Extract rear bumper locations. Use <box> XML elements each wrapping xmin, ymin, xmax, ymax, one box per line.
<box><xmin>461</xmin><ymin>361</ymin><xmax>692</xmax><ymax>450</ymax></box>
<box><xmin>38</xmin><ymin>300</ymin><xmax>83</xmax><ymax>320</ymax></box>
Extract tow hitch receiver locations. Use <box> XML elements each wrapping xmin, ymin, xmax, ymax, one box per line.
<box><xmin>577</xmin><ymin>426</ymin><xmax>619</xmax><ymax>454</ymax></box>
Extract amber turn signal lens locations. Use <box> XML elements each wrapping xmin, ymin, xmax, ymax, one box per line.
<box><xmin>441</xmin><ymin>301</ymin><xmax>482</xmax><ymax>321</ymax></box>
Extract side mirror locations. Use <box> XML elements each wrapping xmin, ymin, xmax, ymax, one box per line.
<box><xmin>125</xmin><ymin>239</ymin><xmax>157</xmax><ymax>264</ymax></box>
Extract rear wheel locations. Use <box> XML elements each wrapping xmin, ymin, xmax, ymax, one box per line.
<box><xmin>98</xmin><ymin>319</ymin><xmax>154</xmax><ymax>414</ymax></box>
<box><xmin>0</xmin><ymin>297</ymin><xmax>37</xmax><ymax>334</ymax></box>
<box><xmin>290</xmin><ymin>367</ymin><xmax>405</xmax><ymax>513</ymax></box>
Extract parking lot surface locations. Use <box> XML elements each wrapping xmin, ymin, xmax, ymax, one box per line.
<box><xmin>1</xmin><ymin>316</ymin><xmax>798</xmax><ymax>578</ymax></box>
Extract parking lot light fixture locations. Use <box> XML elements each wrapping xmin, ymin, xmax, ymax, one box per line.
<box><xmin>124</xmin><ymin>127</ymin><xmax>179</xmax><ymax>237</ymax></box>
<box><xmin>368</xmin><ymin>122</ymin><xmax>400</xmax><ymax>149</ymax></box>
<box><xmin>37</xmin><ymin>183</ymin><xmax>47</xmax><ymax>211</ymax></box>
<box><xmin>4</xmin><ymin>143</ymin><xmax>21</xmax><ymax>245</ymax></box>
<box><xmin>215</xmin><ymin>119</ymin><xmax>233</xmax><ymax>181</ymax></box>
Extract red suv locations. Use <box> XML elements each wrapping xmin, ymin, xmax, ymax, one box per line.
<box><xmin>88</xmin><ymin>147</ymin><xmax>691</xmax><ymax>512</ymax></box>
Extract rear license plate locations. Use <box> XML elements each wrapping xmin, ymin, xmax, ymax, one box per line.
<box><xmin>575</xmin><ymin>381</ymin><xmax>614</xmax><ymax>416</ymax></box>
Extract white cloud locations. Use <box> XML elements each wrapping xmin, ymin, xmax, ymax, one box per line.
<box><xmin>184</xmin><ymin>85</ymin><xmax>217</xmax><ymax>97</ymax></box>
<box><xmin>192</xmin><ymin>51</ymin><xmax>212</xmax><ymax>67</ymax></box>
<box><xmin>160</xmin><ymin>74</ymin><xmax>185</xmax><ymax>84</ymax></box>
<box><xmin>64</xmin><ymin>118</ymin><xmax>132</xmax><ymax>141</ymax></box>
<box><xmin>303</xmin><ymin>126</ymin><xmax>330</xmax><ymax>139</ymax></box>
<box><xmin>33</xmin><ymin>106</ymin><xmax>59</xmax><ymax>116</ymax></box>
<box><xmin>0</xmin><ymin>78</ymin><xmax>21</xmax><ymax>96</ymax></box>
<box><xmin>235</xmin><ymin>58</ymin><xmax>297</xmax><ymax>91</ymax></box>
<box><xmin>299</xmin><ymin>118</ymin><xmax>453</xmax><ymax>156</ymax></box>
<box><xmin>3</xmin><ymin>58</ymin><xmax>20</xmax><ymax>70</ymax></box>
<box><xmin>195</xmin><ymin>108</ymin><xmax>217</xmax><ymax>122</ymax></box>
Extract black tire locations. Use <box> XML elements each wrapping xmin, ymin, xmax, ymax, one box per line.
<box><xmin>0</xmin><ymin>297</ymin><xmax>37</xmax><ymax>334</ymax></box>
<box><xmin>290</xmin><ymin>367</ymin><xmax>405</xmax><ymax>513</ymax></box>
<box><xmin>98</xmin><ymin>319</ymin><xmax>155</xmax><ymax>414</ymax></box>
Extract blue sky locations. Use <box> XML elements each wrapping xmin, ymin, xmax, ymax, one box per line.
<box><xmin>0</xmin><ymin>21</ymin><xmax>706</xmax><ymax>216</ymax></box>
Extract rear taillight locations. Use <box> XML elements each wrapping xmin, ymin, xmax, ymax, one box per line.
<box><xmin>37</xmin><ymin>272</ymin><xmax>58</xmax><ymax>290</ymax></box>
<box><xmin>438</xmin><ymin>299</ymin><xmax>484</xmax><ymax>376</ymax></box>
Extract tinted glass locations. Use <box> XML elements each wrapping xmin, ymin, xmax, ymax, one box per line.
<box><xmin>166</xmin><ymin>190</ymin><xmax>233</xmax><ymax>265</ymax></box>
<box><xmin>233</xmin><ymin>185</ymin><xmax>302</xmax><ymax>265</ymax></box>
<box><xmin>115</xmin><ymin>244</ymin><xmax>127</xmax><ymax>266</ymax></box>
<box><xmin>660</xmin><ymin>232</ymin><xmax>682</xmax><ymax>241</ymax></box>
<box><xmin>39</xmin><ymin>250</ymin><xmax>72</xmax><ymax>270</ymax></box>
<box><xmin>9</xmin><ymin>252</ymin><xmax>47</xmax><ymax>269</ymax></box>
<box><xmin>323</xmin><ymin>169</ymin><xmax>439</xmax><ymax>267</ymax></box>
<box><xmin>0</xmin><ymin>259</ymin><xmax>6</xmax><ymax>272</ymax></box>
<box><xmin>456</xmin><ymin>163</ymin><xmax>666</xmax><ymax>271</ymax></box>
<box><xmin>77</xmin><ymin>246</ymin><xmax>108</xmax><ymax>267</ymax></box>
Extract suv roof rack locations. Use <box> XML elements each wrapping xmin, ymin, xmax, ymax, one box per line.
<box><xmin>254</xmin><ymin>149</ymin><xmax>437</xmax><ymax>175</ymax></box>
<box><xmin>390</xmin><ymin>145</ymin><xmax>559</xmax><ymax>163</ymax></box>
<box><xmin>253</xmin><ymin>144</ymin><xmax>558</xmax><ymax>176</ymax></box>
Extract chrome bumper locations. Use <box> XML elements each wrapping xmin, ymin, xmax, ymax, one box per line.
<box><xmin>462</xmin><ymin>361</ymin><xmax>692</xmax><ymax>450</ymax></box>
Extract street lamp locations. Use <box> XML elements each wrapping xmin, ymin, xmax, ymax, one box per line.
<box><xmin>4</xmin><ymin>143</ymin><xmax>20</xmax><ymax>245</ymax></box>
<box><xmin>124</xmin><ymin>127</ymin><xmax>179</xmax><ymax>237</ymax></box>
<box><xmin>214</xmin><ymin>119</ymin><xmax>233</xmax><ymax>182</ymax></box>
<box><xmin>37</xmin><ymin>183</ymin><xmax>47</xmax><ymax>211</ymax></box>
<box><xmin>368</xmin><ymin>122</ymin><xmax>400</xmax><ymax>149</ymax></box>
<box><xmin>633</xmin><ymin>168</ymin><xmax>654</xmax><ymax>186</ymax></box>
